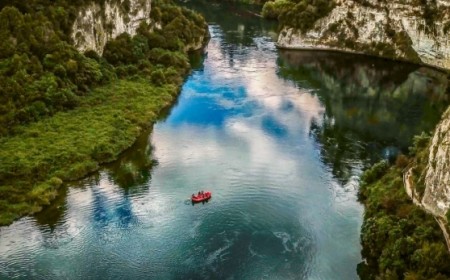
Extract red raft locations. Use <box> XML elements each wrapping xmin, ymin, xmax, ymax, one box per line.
<box><xmin>191</xmin><ymin>191</ymin><xmax>212</xmax><ymax>203</ymax></box>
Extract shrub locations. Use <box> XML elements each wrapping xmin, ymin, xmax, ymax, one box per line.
<box><xmin>409</xmin><ymin>132</ymin><xmax>430</xmax><ymax>156</ymax></box>
<box><xmin>395</xmin><ymin>154</ymin><xmax>409</xmax><ymax>169</ymax></box>
<box><xmin>103</xmin><ymin>33</ymin><xmax>135</xmax><ymax>65</ymax></box>
<box><xmin>151</xmin><ymin>69</ymin><xmax>166</xmax><ymax>86</ymax></box>
<box><xmin>91</xmin><ymin>143</ymin><xmax>115</xmax><ymax>162</ymax></box>
<box><xmin>48</xmin><ymin>177</ymin><xmax>63</xmax><ymax>187</ymax></box>
<box><xmin>361</xmin><ymin>160</ymin><xmax>389</xmax><ymax>185</ymax></box>
<box><xmin>262</xmin><ymin>0</ymin><xmax>294</xmax><ymax>20</ymax></box>
<box><xmin>277</xmin><ymin>0</ymin><xmax>336</xmax><ymax>33</ymax></box>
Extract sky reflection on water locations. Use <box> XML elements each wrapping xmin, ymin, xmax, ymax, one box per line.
<box><xmin>1</xmin><ymin>1</ymin><xmax>449</xmax><ymax>279</ymax></box>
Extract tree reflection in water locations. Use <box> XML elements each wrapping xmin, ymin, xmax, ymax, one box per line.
<box><xmin>277</xmin><ymin>50</ymin><xmax>449</xmax><ymax>184</ymax></box>
<box><xmin>34</xmin><ymin>129</ymin><xmax>158</xmax><ymax>229</ymax></box>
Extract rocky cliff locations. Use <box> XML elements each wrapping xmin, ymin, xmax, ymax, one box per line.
<box><xmin>72</xmin><ymin>0</ymin><xmax>152</xmax><ymax>55</ymax></box>
<box><xmin>276</xmin><ymin>0</ymin><xmax>450</xmax><ymax>70</ymax></box>
<box><xmin>423</xmin><ymin>107</ymin><xmax>450</xmax><ymax>218</ymax></box>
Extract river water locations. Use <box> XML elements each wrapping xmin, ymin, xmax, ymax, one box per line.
<box><xmin>0</xmin><ymin>2</ymin><xmax>448</xmax><ymax>279</ymax></box>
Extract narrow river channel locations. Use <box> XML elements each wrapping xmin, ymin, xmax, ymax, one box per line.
<box><xmin>0</xmin><ymin>1</ymin><xmax>448</xmax><ymax>279</ymax></box>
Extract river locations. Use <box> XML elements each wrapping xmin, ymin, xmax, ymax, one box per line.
<box><xmin>0</xmin><ymin>1</ymin><xmax>448</xmax><ymax>279</ymax></box>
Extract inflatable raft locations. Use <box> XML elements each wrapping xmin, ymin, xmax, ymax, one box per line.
<box><xmin>191</xmin><ymin>191</ymin><xmax>212</xmax><ymax>203</ymax></box>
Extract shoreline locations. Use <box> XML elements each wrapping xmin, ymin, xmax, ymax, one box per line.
<box><xmin>0</xmin><ymin>0</ymin><xmax>210</xmax><ymax>227</ymax></box>
<box><xmin>0</xmin><ymin>79</ymin><xmax>182</xmax><ymax>226</ymax></box>
<box><xmin>275</xmin><ymin>43</ymin><xmax>450</xmax><ymax>74</ymax></box>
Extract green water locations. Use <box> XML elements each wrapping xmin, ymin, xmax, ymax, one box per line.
<box><xmin>0</xmin><ymin>1</ymin><xmax>448</xmax><ymax>279</ymax></box>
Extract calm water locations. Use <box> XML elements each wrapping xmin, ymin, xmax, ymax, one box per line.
<box><xmin>0</xmin><ymin>2</ymin><xmax>448</xmax><ymax>279</ymax></box>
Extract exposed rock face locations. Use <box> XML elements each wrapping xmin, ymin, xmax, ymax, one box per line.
<box><xmin>277</xmin><ymin>0</ymin><xmax>450</xmax><ymax>70</ymax></box>
<box><xmin>72</xmin><ymin>0</ymin><xmax>152</xmax><ymax>55</ymax></box>
<box><xmin>423</xmin><ymin>107</ymin><xmax>450</xmax><ymax>218</ymax></box>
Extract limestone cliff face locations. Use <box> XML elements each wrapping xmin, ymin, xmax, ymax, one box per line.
<box><xmin>423</xmin><ymin>107</ymin><xmax>450</xmax><ymax>218</ymax></box>
<box><xmin>72</xmin><ymin>0</ymin><xmax>152</xmax><ymax>55</ymax></box>
<box><xmin>277</xmin><ymin>0</ymin><xmax>450</xmax><ymax>70</ymax></box>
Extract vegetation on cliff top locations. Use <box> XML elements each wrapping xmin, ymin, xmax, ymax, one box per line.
<box><xmin>262</xmin><ymin>0</ymin><xmax>448</xmax><ymax>36</ymax></box>
<box><xmin>0</xmin><ymin>0</ymin><xmax>208</xmax><ymax>225</ymax></box>
<box><xmin>357</xmin><ymin>135</ymin><xmax>450</xmax><ymax>279</ymax></box>
<box><xmin>262</xmin><ymin>0</ymin><xmax>335</xmax><ymax>33</ymax></box>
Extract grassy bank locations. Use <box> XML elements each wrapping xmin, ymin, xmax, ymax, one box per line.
<box><xmin>0</xmin><ymin>79</ymin><xmax>179</xmax><ymax>225</ymax></box>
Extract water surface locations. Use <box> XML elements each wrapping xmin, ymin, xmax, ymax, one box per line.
<box><xmin>0</xmin><ymin>1</ymin><xmax>448</xmax><ymax>279</ymax></box>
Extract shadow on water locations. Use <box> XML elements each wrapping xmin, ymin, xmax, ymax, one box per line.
<box><xmin>34</xmin><ymin>186</ymin><xmax>69</xmax><ymax>231</ymax></box>
<box><xmin>277</xmin><ymin>50</ymin><xmax>449</xmax><ymax>183</ymax></box>
<box><xmin>179</xmin><ymin>0</ymin><xmax>279</xmax><ymax>74</ymax></box>
<box><xmin>189</xmin><ymin>48</ymin><xmax>208</xmax><ymax>72</ymax></box>
<box><xmin>191</xmin><ymin>198</ymin><xmax>211</xmax><ymax>206</ymax></box>
<box><xmin>103</xmin><ymin>129</ymin><xmax>157</xmax><ymax>192</ymax></box>
<box><xmin>177</xmin><ymin>0</ymin><xmax>278</xmax><ymax>44</ymax></box>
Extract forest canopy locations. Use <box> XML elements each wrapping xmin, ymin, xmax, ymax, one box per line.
<box><xmin>0</xmin><ymin>0</ymin><xmax>207</xmax><ymax>136</ymax></box>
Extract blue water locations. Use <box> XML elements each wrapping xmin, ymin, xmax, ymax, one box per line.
<box><xmin>0</xmin><ymin>2</ymin><xmax>448</xmax><ymax>279</ymax></box>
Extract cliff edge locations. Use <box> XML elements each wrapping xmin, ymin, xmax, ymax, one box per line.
<box><xmin>72</xmin><ymin>0</ymin><xmax>152</xmax><ymax>55</ymax></box>
<box><xmin>276</xmin><ymin>0</ymin><xmax>450</xmax><ymax>70</ymax></box>
<box><xmin>423</xmin><ymin>107</ymin><xmax>450</xmax><ymax>219</ymax></box>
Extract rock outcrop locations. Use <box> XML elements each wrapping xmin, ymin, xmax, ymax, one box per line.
<box><xmin>72</xmin><ymin>0</ymin><xmax>152</xmax><ymax>55</ymax></box>
<box><xmin>423</xmin><ymin>107</ymin><xmax>450</xmax><ymax>218</ymax></box>
<box><xmin>277</xmin><ymin>0</ymin><xmax>450</xmax><ymax>70</ymax></box>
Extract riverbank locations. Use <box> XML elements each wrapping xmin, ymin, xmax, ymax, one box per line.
<box><xmin>0</xmin><ymin>79</ymin><xmax>181</xmax><ymax>225</ymax></box>
<box><xmin>0</xmin><ymin>0</ymin><xmax>209</xmax><ymax>226</ymax></box>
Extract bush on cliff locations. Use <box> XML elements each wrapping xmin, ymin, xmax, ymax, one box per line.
<box><xmin>261</xmin><ymin>0</ymin><xmax>293</xmax><ymax>20</ymax></box>
<box><xmin>262</xmin><ymin>0</ymin><xmax>335</xmax><ymax>33</ymax></box>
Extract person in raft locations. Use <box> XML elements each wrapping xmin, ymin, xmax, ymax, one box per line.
<box><xmin>193</xmin><ymin>191</ymin><xmax>205</xmax><ymax>198</ymax></box>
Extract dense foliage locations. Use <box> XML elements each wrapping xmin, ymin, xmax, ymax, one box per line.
<box><xmin>0</xmin><ymin>6</ymin><xmax>113</xmax><ymax>135</ymax></box>
<box><xmin>0</xmin><ymin>0</ymin><xmax>207</xmax><ymax>224</ymax></box>
<box><xmin>0</xmin><ymin>0</ymin><xmax>102</xmax><ymax>39</ymax></box>
<box><xmin>262</xmin><ymin>0</ymin><xmax>335</xmax><ymax>33</ymax></box>
<box><xmin>357</xmin><ymin>137</ymin><xmax>450</xmax><ymax>279</ymax></box>
<box><xmin>0</xmin><ymin>0</ymin><xmax>207</xmax><ymax>136</ymax></box>
<box><xmin>0</xmin><ymin>79</ymin><xmax>178</xmax><ymax>224</ymax></box>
